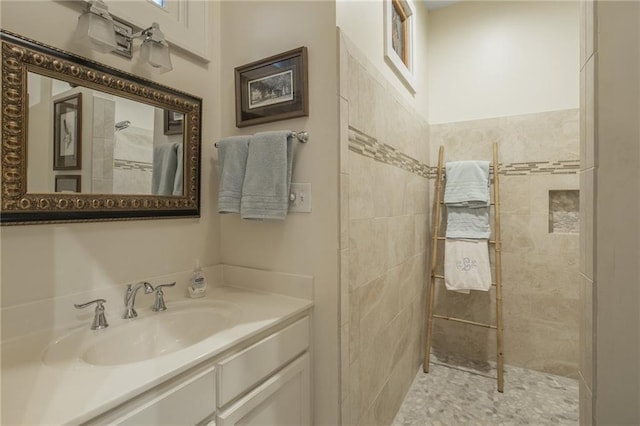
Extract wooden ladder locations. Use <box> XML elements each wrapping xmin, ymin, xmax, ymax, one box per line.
<box><xmin>422</xmin><ymin>143</ymin><xmax>504</xmax><ymax>392</ymax></box>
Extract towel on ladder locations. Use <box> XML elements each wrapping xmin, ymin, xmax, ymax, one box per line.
<box><xmin>444</xmin><ymin>239</ymin><xmax>492</xmax><ymax>294</ymax></box>
<box><xmin>443</xmin><ymin>160</ymin><xmax>492</xmax><ymax>293</ymax></box>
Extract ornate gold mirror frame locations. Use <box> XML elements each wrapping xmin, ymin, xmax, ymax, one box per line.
<box><xmin>1</xmin><ymin>30</ymin><xmax>202</xmax><ymax>225</ymax></box>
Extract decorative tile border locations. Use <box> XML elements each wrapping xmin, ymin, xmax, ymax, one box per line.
<box><xmin>426</xmin><ymin>160</ymin><xmax>580</xmax><ymax>178</ymax></box>
<box><xmin>348</xmin><ymin>127</ymin><xmax>579</xmax><ymax>178</ymax></box>
<box><xmin>114</xmin><ymin>159</ymin><xmax>153</xmax><ymax>172</ymax></box>
<box><xmin>348</xmin><ymin>127</ymin><xmax>430</xmax><ymax>178</ymax></box>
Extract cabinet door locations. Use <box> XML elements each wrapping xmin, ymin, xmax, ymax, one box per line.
<box><xmin>216</xmin><ymin>353</ymin><xmax>310</xmax><ymax>426</ymax></box>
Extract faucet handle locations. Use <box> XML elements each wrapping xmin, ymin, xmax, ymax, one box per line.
<box><xmin>74</xmin><ymin>299</ymin><xmax>108</xmax><ymax>330</ymax></box>
<box><xmin>152</xmin><ymin>282</ymin><xmax>176</xmax><ymax>312</ymax></box>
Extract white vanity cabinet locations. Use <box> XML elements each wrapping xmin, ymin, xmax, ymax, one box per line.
<box><xmin>85</xmin><ymin>315</ymin><xmax>310</xmax><ymax>426</ymax></box>
<box><xmin>216</xmin><ymin>317</ymin><xmax>311</xmax><ymax>426</ymax></box>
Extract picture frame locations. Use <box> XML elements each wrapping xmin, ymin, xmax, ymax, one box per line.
<box><xmin>53</xmin><ymin>93</ymin><xmax>82</xmax><ymax>170</ymax></box>
<box><xmin>54</xmin><ymin>175</ymin><xmax>81</xmax><ymax>193</ymax></box>
<box><xmin>163</xmin><ymin>109</ymin><xmax>184</xmax><ymax>135</ymax></box>
<box><xmin>235</xmin><ymin>47</ymin><xmax>308</xmax><ymax>128</ymax></box>
<box><xmin>384</xmin><ymin>0</ymin><xmax>416</xmax><ymax>94</ymax></box>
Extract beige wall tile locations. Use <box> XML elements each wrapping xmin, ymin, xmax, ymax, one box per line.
<box><xmin>341</xmin><ymin>248</ymin><xmax>350</xmax><ymax>326</ymax></box>
<box><xmin>579</xmin><ymin>274</ymin><xmax>594</xmax><ymax>391</ymax></box>
<box><xmin>340</xmin><ymin>98</ymin><xmax>350</xmax><ymax>174</ymax></box>
<box><xmin>579</xmin><ymin>377</ymin><xmax>594</xmax><ymax>426</ymax></box>
<box><xmin>580</xmin><ymin>169</ymin><xmax>595</xmax><ymax>279</ymax></box>
<box><xmin>348</xmin><ymin>152</ymin><xmax>376</xmax><ymax>220</ymax></box>
<box><xmin>584</xmin><ymin>56</ymin><xmax>596</xmax><ymax>170</ymax></box>
<box><xmin>387</xmin><ymin>215</ymin><xmax>415</xmax><ymax>268</ymax></box>
<box><xmin>373</xmin><ymin>162</ymin><xmax>406</xmax><ymax>217</ymax></box>
<box><xmin>340</xmin><ymin>173</ymin><xmax>350</xmax><ymax>250</ymax></box>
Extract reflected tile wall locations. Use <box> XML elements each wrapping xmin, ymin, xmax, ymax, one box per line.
<box><xmin>429</xmin><ymin>111</ymin><xmax>581</xmax><ymax>379</ymax></box>
<box><xmin>339</xmin><ymin>31</ymin><xmax>429</xmax><ymax>426</ymax></box>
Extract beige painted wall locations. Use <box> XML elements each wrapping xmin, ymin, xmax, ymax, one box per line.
<box><xmin>590</xmin><ymin>1</ymin><xmax>640</xmax><ymax>423</ymax></box>
<box><xmin>0</xmin><ymin>1</ymin><xmax>222</xmax><ymax>309</ymax></box>
<box><xmin>427</xmin><ymin>1</ymin><xmax>580</xmax><ymax>124</ymax></box>
<box><xmin>217</xmin><ymin>2</ymin><xmax>340</xmax><ymax>425</ymax></box>
<box><xmin>336</xmin><ymin>0</ymin><xmax>430</xmax><ymax>121</ymax></box>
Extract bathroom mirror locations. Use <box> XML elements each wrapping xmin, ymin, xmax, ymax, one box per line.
<box><xmin>1</xmin><ymin>30</ymin><xmax>202</xmax><ymax>225</ymax></box>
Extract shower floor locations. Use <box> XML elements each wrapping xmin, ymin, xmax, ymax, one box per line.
<box><xmin>392</xmin><ymin>354</ymin><xmax>579</xmax><ymax>426</ymax></box>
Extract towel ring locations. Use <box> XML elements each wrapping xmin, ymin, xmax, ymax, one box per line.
<box><xmin>214</xmin><ymin>131</ymin><xmax>309</xmax><ymax>148</ymax></box>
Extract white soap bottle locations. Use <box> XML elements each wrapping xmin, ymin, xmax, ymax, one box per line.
<box><xmin>188</xmin><ymin>259</ymin><xmax>207</xmax><ymax>298</ymax></box>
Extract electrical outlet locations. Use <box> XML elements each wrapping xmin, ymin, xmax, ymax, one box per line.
<box><xmin>289</xmin><ymin>183</ymin><xmax>312</xmax><ymax>213</ymax></box>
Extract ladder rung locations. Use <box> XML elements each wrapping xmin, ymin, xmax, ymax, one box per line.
<box><xmin>433</xmin><ymin>274</ymin><xmax>496</xmax><ymax>286</ymax></box>
<box><xmin>435</xmin><ymin>237</ymin><xmax>497</xmax><ymax>244</ymax></box>
<box><xmin>432</xmin><ymin>314</ymin><xmax>497</xmax><ymax>329</ymax></box>
<box><xmin>439</xmin><ymin>201</ymin><xmax>496</xmax><ymax>206</ymax></box>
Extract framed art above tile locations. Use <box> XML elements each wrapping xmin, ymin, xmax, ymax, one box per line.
<box><xmin>384</xmin><ymin>0</ymin><xmax>416</xmax><ymax>94</ymax></box>
<box><xmin>235</xmin><ymin>47</ymin><xmax>308</xmax><ymax>127</ymax></box>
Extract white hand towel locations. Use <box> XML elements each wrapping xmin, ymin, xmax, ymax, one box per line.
<box><xmin>217</xmin><ymin>136</ymin><xmax>250</xmax><ymax>214</ymax></box>
<box><xmin>444</xmin><ymin>160</ymin><xmax>490</xmax><ymax>206</ymax></box>
<box><xmin>444</xmin><ymin>239</ymin><xmax>492</xmax><ymax>294</ymax></box>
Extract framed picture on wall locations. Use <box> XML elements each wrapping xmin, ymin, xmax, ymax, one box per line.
<box><xmin>384</xmin><ymin>0</ymin><xmax>416</xmax><ymax>94</ymax></box>
<box><xmin>55</xmin><ymin>175</ymin><xmax>81</xmax><ymax>193</ymax></box>
<box><xmin>53</xmin><ymin>93</ymin><xmax>82</xmax><ymax>170</ymax></box>
<box><xmin>164</xmin><ymin>109</ymin><xmax>184</xmax><ymax>135</ymax></box>
<box><xmin>235</xmin><ymin>47</ymin><xmax>308</xmax><ymax>128</ymax></box>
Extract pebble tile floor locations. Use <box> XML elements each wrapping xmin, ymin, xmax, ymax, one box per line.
<box><xmin>392</xmin><ymin>354</ymin><xmax>579</xmax><ymax>426</ymax></box>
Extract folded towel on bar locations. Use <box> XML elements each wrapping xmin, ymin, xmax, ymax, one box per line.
<box><xmin>172</xmin><ymin>143</ymin><xmax>183</xmax><ymax>196</ymax></box>
<box><xmin>444</xmin><ymin>239</ymin><xmax>492</xmax><ymax>293</ymax></box>
<box><xmin>444</xmin><ymin>160</ymin><xmax>490</xmax><ymax>207</ymax></box>
<box><xmin>446</xmin><ymin>205</ymin><xmax>491</xmax><ymax>239</ymax></box>
<box><xmin>240</xmin><ymin>130</ymin><xmax>294</xmax><ymax>220</ymax></box>
<box><xmin>216</xmin><ymin>136</ymin><xmax>251</xmax><ymax>214</ymax></box>
<box><xmin>152</xmin><ymin>142</ymin><xmax>179</xmax><ymax>196</ymax></box>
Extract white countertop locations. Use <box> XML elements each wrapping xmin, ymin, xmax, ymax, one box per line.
<box><xmin>1</xmin><ymin>286</ymin><xmax>313</xmax><ymax>425</ymax></box>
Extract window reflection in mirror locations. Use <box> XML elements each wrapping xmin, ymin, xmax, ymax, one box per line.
<box><xmin>26</xmin><ymin>72</ymin><xmax>184</xmax><ymax>196</ymax></box>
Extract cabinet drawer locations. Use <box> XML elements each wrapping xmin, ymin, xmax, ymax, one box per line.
<box><xmin>216</xmin><ymin>353</ymin><xmax>310</xmax><ymax>426</ymax></box>
<box><xmin>92</xmin><ymin>366</ymin><xmax>216</xmax><ymax>425</ymax></box>
<box><xmin>217</xmin><ymin>317</ymin><xmax>309</xmax><ymax>407</ymax></box>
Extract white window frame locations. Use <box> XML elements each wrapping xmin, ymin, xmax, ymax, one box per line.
<box><xmin>104</xmin><ymin>0</ymin><xmax>211</xmax><ymax>62</ymax></box>
<box><xmin>383</xmin><ymin>0</ymin><xmax>416</xmax><ymax>93</ymax></box>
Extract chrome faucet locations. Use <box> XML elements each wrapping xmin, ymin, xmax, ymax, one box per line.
<box><xmin>74</xmin><ymin>299</ymin><xmax>109</xmax><ymax>330</ymax></box>
<box><xmin>123</xmin><ymin>281</ymin><xmax>154</xmax><ymax>319</ymax></box>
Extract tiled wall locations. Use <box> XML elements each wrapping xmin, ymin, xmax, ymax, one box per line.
<box><xmin>579</xmin><ymin>1</ymin><xmax>596</xmax><ymax>423</ymax></box>
<box><xmin>429</xmin><ymin>109</ymin><xmax>581</xmax><ymax>379</ymax></box>
<box><xmin>338</xmin><ymin>32</ymin><xmax>430</xmax><ymax>426</ymax></box>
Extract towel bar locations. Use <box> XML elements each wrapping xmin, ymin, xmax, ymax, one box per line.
<box><xmin>215</xmin><ymin>131</ymin><xmax>309</xmax><ymax>147</ymax></box>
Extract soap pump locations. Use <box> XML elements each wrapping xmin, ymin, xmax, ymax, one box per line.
<box><xmin>188</xmin><ymin>259</ymin><xmax>207</xmax><ymax>298</ymax></box>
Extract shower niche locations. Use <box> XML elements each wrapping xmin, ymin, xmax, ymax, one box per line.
<box><xmin>548</xmin><ymin>190</ymin><xmax>579</xmax><ymax>234</ymax></box>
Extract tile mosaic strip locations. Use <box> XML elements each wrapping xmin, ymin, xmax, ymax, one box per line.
<box><xmin>348</xmin><ymin>127</ymin><xmax>580</xmax><ymax>178</ymax></box>
<box><xmin>426</xmin><ymin>160</ymin><xmax>580</xmax><ymax>178</ymax></box>
<box><xmin>114</xmin><ymin>159</ymin><xmax>153</xmax><ymax>173</ymax></box>
<box><xmin>348</xmin><ymin>127</ymin><xmax>430</xmax><ymax>178</ymax></box>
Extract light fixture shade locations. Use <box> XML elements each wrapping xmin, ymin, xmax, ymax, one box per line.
<box><xmin>77</xmin><ymin>11</ymin><xmax>117</xmax><ymax>53</ymax></box>
<box><xmin>140</xmin><ymin>39</ymin><xmax>173</xmax><ymax>73</ymax></box>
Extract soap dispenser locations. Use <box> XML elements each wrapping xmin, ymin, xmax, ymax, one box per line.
<box><xmin>188</xmin><ymin>259</ymin><xmax>207</xmax><ymax>298</ymax></box>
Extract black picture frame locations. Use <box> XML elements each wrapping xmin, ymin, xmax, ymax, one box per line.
<box><xmin>53</xmin><ymin>93</ymin><xmax>82</xmax><ymax>170</ymax></box>
<box><xmin>235</xmin><ymin>47</ymin><xmax>308</xmax><ymax>128</ymax></box>
<box><xmin>54</xmin><ymin>175</ymin><xmax>81</xmax><ymax>193</ymax></box>
<box><xmin>163</xmin><ymin>109</ymin><xmax>184</xmax><ymax>135</ymax></box>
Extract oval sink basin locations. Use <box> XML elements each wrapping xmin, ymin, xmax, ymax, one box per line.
<box><xmin>43</xmin><ymin>301</ymin><xmax>241</xmax><ymax>368</ymax></box>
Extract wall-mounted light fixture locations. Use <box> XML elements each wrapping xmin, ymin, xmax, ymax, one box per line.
<box><xmin>77</xmin><ymin>0</ymin><xmax>172</xmax><ymax>73</ymax></box>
